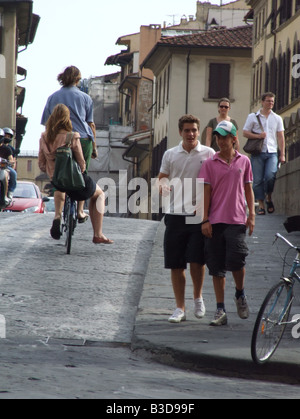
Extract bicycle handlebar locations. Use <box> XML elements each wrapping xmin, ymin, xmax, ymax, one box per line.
<box><xmin>275</xmin><ymin>233</ymin><xmax>300</xmax><ymax>252</ymax></box>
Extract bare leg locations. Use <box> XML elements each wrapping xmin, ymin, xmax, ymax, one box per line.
<box><xmin>213</xmin><ymin>275</ymin><xmax>226</xmax><ymax>305</ymax></box>
<box><xmin>258</xmin><ymin>199</ymin><xmax>265</xmax><ymax>212</ymax></box>
<box><xmin>54</xmin><ymin>191</ymin><xmax>65</xmax><ymax>220</ymax></box>
<box><xmin>232</xmin><ymin>268</ymin><xmax>245</xmax><ymax>292</ymax></box>
<box><xmin>77</xmin><ymin>200</ymin><xmax>87</xmax><ymax>219</ymax></box>
<box><xmin>171</xmin><ymin>269</ymin><xmax>186</xmax><ymax>311</ymax></box>
<box><xmin>190</xmin><ymin>263</ymin><xmax>205</xmax><ymax>300</ymax></box>
<box><xmin>90</xmin><ymin>186</ymin><xmax>113</xmax><ymax>244</ymax></box>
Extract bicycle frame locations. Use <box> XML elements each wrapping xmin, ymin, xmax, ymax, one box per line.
<box><xmin>272</xmin><ymin>237</ymin><xmax>300</xmax><ymax>326</ymax></box>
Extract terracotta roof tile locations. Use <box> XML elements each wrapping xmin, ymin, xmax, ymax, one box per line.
<box><xmin>158</xmin><ymin>25</ymin><xmax>252</xmax><ymax>49</ymax></box>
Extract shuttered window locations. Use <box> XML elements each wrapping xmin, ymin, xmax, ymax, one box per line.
<box><xmin>208</xmin><ymin>63</ymin><xmax>230</xmax><ymax>99</ymax></box>
<box><xmin>0</xmin><ymin>14</ymin><xmax>2</xmax><ymax>54</ymax></box>
<box><xmin>279</xmin><ymin>0</ymin><xmax>292</xmax><ymax>25</ymax></box>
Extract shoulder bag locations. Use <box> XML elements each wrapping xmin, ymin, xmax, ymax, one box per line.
<box><xmin>51</xmin><ymin>132</ymin><xmax>85</xmax><ymax>192</ymax></box>
<box><xmin>243</xmin><ymin>114</ymin><xmax>265</xmax><ymax>156</ymax></box>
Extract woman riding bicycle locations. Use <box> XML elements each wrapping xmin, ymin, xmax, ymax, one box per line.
<box><xmin>38</xmin><ymin>104</ymin><xmax>113</xmax><ymax>244</ymax></box>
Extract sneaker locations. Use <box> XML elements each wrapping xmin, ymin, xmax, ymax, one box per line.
<box><xmin>194</xmin><ymin>298</ymin><xmax>206</xmax><ymax>319</ymax></box>
<box><xmin>168</xmin><ymin>308</ymin><xmax>186</xmax><ymax>323</ymax></box>
<box><xmin>234</xmin><ymin>296</ymin><xmax>250</xmax><ymax>319</ymax></box>
<box><xmin>210</xmin><ymin>309</ymin><xmax>228</xmax><ymax>326</ymax></box>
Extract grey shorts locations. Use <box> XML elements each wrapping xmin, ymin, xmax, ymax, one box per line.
<box><xmin>164</xmin><ymin>215</ymin><xmax>205</xmax><ymax>269</ymax></box>
<box><xmin>205</xmin><ymin>224</ymin><xmax>248</xmax><ymax>277</ymax></box>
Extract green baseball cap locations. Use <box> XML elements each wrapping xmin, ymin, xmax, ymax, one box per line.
<box><xmin>213</xmin><ymin>120</ymin><xmax>237</xmax><ymax>137</ymax></box>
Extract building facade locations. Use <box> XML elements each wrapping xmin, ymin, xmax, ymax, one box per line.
<box><xmin>247</xmin><ymin>0</ymin><xmax>300</xmax><ymax>215</ymax></box>
<box><xmin>0</xmin><ymin>0</ymin><xmax>39</xmax><ymax>152</ymax></box>
<box><xmin>142</xmin><ymin>25</ymin><xmax>253</xmax><ymax>179</ymax></box>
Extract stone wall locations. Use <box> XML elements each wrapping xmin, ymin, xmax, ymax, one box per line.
<box><xmin>273</xmin><ymin>156</ymin><xmax>300</xmax><ymax>216</ymax></box>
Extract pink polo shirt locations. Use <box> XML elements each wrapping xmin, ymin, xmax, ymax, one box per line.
<box><xmin>198</xmin><ymin>151</ymin><xmax>253</xmax><ymax>225</ymax></box>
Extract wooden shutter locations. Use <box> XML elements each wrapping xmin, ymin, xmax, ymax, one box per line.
<box><xmin>208</xmin><ymin>63</ymin><xmax>230</xmax><ymax>99</ymax></box>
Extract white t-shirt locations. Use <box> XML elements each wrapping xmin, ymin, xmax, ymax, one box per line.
<box><xmin>159</xmin><ymin>141</ymin><xmax>215</xmax><ymax>215</ymax></box>
<box><xmin>243</xmin><ymin>110</ymin><xmax>284</xmax><ymax>153</ymax></box>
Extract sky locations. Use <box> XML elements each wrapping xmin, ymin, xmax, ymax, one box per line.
<box><xmin>18</xmin><ymin>0</ymin><xmax>232</xmax><ymax>152</ymax></box>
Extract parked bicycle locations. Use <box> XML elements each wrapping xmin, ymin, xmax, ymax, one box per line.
<box><xmin>61</xmin><ymin>194</ymin><xmax>78</xmax><ymax>255</ymax></box>
<box><xmin>251</xmin><ymin>218</ymin><xmax>300</xmax><ymax>364</ymax></box>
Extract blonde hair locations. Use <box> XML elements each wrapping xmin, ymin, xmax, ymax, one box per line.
<box><xmin>46</xmin><ymin>104</ymin><xmax>72</xmax><ymax>143</ymax></box>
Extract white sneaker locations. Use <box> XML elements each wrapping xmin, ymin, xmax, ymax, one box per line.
<box><xmin>210</xmin><ymin>309</ymin><xmax>228</xmax><ymax>326</ymax></box>
<box><xmin>168</xmin><ymin>308</ymin><xmax>186</xmax><ymax>323</ymax></box>
<box><xmin>194</xmin><ymin>298</ymin><xmax>206</xmax><ymax>319</ymax></box>
<box><xmin>234</xmin><ymin>296</ymin><xmax>250</xmax><ymax>319</ymax></box>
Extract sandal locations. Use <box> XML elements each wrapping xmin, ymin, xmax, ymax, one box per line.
<box><xmin>78</xmin><ymin>214</ymin><xmax>89</xmax><ymax>224</ymax></box>
<box><xmin>50</xmin><ymin>219</ymin><xmax>61</xmax><ymax>240</ymax></box>
<box><xmin>257</xmin><ymin>208</ymin><xmax>266</xmax><ymax>215</ymax></box>
<box><xmin>266</xmin><ymin>200</ymin><xmax>275</xmax><ymax>214</ymax></box>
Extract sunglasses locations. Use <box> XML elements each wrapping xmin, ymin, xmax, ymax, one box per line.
<box><xmin>219</xmin><ymin>105</ymin><xmax>229</xmax><ymax>109</ymax></box>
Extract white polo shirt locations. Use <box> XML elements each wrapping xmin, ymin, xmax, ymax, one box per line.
<box><xmin>159</xmin><ymin>141</ymin><xmax>215</xmax><ymax>215</ymax></box>
<box><xmin>243</xmin><ymin>110</ymin><xmax>285</xmax><ymax>153</ymax></box>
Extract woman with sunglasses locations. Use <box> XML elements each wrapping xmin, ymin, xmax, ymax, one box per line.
<box><xmin>205</xmin><ymin>98</ymin><xmax>240</xmax><ymax>152</ymax></box>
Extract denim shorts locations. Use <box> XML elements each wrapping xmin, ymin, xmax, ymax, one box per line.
<box><xmin>164</xmin><ymin>214</ymin><xmax>205</xmax><ymax>269</ymax></box>
<box><xmin>205</xmin><ymin>224</ymin><xmax>248</xmax><ymax>277</ymax></box>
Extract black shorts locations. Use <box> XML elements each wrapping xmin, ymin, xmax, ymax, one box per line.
<box><xmin>205</xmin><ymin>224</ymin><xmax>248</xmax><ymax>277</ymax></box>
<box><xmin>164</xmin><ymin>214</ymin><xmax>205</xmax><ymax>269</ymax></box>
<box><xmin>64</xmin><ymin>173</ymin><xmax>96</xmax><ymax>202</ymax></box>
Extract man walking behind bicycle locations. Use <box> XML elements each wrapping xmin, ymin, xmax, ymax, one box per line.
<box><xmin>41</xmin><ymin>66</ymin><xmax>98</xmax><ymax>222</ymax></box>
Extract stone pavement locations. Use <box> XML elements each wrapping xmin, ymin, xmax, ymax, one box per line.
<box><xmin>133</xmin><ymin>214</ymin><xmax>300</xmax><ymax>384</ymax></box>
<box><xmin>1</xmin><ymin>211</ymin><xmax>300</xmax><ymax>389</ymax></box>
<box><xmin>0</xmin><ymin>213</ymin><xmax>158</xmax><ymax>343</ymax></box>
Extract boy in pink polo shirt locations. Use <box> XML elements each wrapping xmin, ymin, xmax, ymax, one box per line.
<box><xmin>198</xmin><ymin>121</ymin><xmax>255</xmax><ymax>326</ymax></box>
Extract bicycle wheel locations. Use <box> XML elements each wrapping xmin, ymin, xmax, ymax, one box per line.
<box><xmin>66</xmin><ymin>213</ymin><xmax>73</xmax><ymax>255</ymax></box>
<box><xmin>62</xmin><ymin>196</ymin><xmax>72</xmax><ymax>255</ymax></box>
<box><xmin>251</xmin><ymin>280</ymin><xmax>293</xmax><ymax>364</ymax></box>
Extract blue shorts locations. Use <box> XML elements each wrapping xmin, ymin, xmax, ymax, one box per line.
<box><xmin>205</xmin><ymin>224</ymin><xmax>248</xmax><ymax>277</ymax></box>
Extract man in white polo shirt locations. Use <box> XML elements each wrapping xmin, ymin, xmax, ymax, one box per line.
<box><xmin>159</xmin><ymin>114</ymin><xmax>215</xmax><ymax>323</ymax></box>
<box><xmin>243</xmin><ymin>92</ymin><xmax>285</xmax><ymax>215</ymax></box>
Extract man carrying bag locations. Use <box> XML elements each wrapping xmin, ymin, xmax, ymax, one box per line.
<box><xmin>243</xmin><ymin>92</ymin><xmax>285</xmax><ymax>216</ymax></box>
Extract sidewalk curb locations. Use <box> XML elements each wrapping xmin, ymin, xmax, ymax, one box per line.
<box><xmin>132</xmin><ymin>215</ymin><xmax>300</xmax><ymax>385</ymax></box>
<box><xmin>131</xmin><ymin>335</ymin><xmax>300</xmax><ymax>385</ymax></box>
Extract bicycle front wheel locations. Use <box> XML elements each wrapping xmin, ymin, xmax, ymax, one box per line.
<box><xmin>66</xmin><ymin>214</ymin><xmax>73</xmax><ymax>255</ymax></box>
<box><xmin>63</xmin><ymin>196</ymin><xmax>73</xmax><ymax>255</ymax></box>
<box><xmin>251</xmin><ymin>280</ymin><xmax>293</xmax><ymax>364</ymax></box>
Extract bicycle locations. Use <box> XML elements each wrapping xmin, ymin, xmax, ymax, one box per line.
<box><xmin>251</xmin><ymin>227</ymin><xmax>300</xmax><ymax>364</ymax></box>
<box><xmin>61</xmin><ymin>194</ymin><xmax>78</xmax><ymax>255</ymax></box>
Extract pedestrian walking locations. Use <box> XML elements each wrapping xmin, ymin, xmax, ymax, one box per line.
<box><xmin>41</xmin><ymin>65</ymin><xmax>98</xmax><ymax>222</ymax></box>
<box><xmin>243</xmin><ymin>92</ymin><xmax>285</xmax><ymax>215</ymax></box>
<box><xmin>199</xmin><ymin>120</ymin><xmax>255</xmax><ymax>326</ymax></box>
<box><xmin>39</xmin><ymin>104</ymin><xmax>113</xmax><ymax>245</ymax></box>
<box><xmin>159</xmin><ymin>114</ymin><xmax>215</xmax><ymax>323</ymax></box>
<box><xmin>205</xmin><ymin>98</ymin><xmax>240</xmax><ymax>152</ymax></box>
<box><xmin>0</xmin><ymin>130</ymin><xmax>17</xmax><ymax>200</ymax></box>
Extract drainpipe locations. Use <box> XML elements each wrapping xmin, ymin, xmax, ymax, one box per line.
<box><xmin>186</xmin><ymin>50</ymin><xmax>191</xmax><ymax>114</ymax></box>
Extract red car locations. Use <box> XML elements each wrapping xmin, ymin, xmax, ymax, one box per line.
<box><xmin>5</xmin><ymin>181</ymin><xmax>49</xmax><ymax>213</ymax></box>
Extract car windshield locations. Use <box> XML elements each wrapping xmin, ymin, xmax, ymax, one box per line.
<box><xmin>14</xmin><ymin>183</ymin><xmax>38</xmax><ymax>199</ymax></box>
